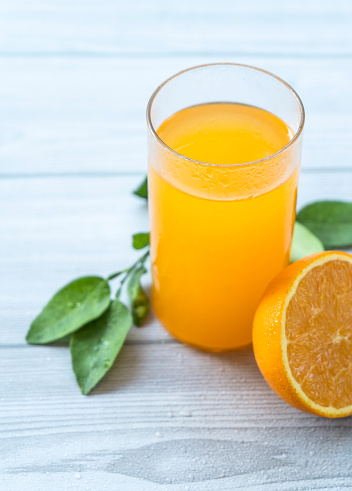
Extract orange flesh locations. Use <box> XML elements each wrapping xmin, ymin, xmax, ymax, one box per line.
<box><xmin>149</xmin><ymin>103</ymin><xmax>298</xmax><ymax>350</ymax></box>
<box><xmin>286</xmin><ymin>259</ymin><xmax>352</xmax><ymax>409</ymax></box>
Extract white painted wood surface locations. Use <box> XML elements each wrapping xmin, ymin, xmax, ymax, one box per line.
<box><xmin>1</xmin><ymin>1</ymin><xmax>352</xmax><ymax>490</ymax></box>
<box><xmin>1</xmin><ymin>56</ymin><xmax>352</xmax><ymax>176</ymax></box>
<box><xmin>0</xmin><ymin>0</ymin><xmax>352</xmax><ymax>55</ymax></box>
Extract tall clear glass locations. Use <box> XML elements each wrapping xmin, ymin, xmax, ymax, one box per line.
<box><xmin>147</xmin><ymin>63</ymin><xmax>304</xmax><ymax>351</ymax></box>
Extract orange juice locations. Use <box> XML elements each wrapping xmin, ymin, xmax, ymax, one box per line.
<box><xmin>149</xmin><ymin>103</ymin><xmax>299</xmax><ymax>351</ymax></box>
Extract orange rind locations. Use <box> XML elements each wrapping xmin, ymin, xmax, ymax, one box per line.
<box><xmin>253</xmin><ymin>251</ymin><xmax>352</xmax><ymax>418</ymax></box>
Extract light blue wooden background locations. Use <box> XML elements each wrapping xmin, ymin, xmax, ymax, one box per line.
<box><xmin>1</xmin><ymin>1</ymin><xmax>352</xmax><ymax>490</ymax></box>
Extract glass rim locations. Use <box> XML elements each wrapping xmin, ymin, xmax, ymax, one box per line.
<box><xmin>146</xmin><ymin>63</ymin><xmax>305</xmax><ymax>168</ymax></box>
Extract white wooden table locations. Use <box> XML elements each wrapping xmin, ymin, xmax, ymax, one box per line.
<box><xmin>1</xmin><ymin>2</ymin><xmax>352</xmax><ymax>490</ymax></box>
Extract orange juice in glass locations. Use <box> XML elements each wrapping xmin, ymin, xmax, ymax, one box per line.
<box><xmin>147</xmin><ymin>64</ymin><xmax>304</xmax><ymax>351</ymax></box>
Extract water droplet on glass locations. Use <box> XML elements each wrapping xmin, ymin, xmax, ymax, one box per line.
<box><xmin>75</xmin><ymin>472</ymin><xmax>81</xmax><ymax>479</ymax></box>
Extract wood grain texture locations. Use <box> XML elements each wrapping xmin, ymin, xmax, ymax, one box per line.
<box><xmin>1</xmin><ymin>56</ymin><xmax>352</xmax><ymax>175</ymax></box>
<box><xmin>1</xmin><ymin>345</ymin><xmax>352</xmax><ymax>490</ymax></box>
<box><xmin>0</xmin><ymin>0</ymin><xmax>351</xmax><ymax>56</ymax></box>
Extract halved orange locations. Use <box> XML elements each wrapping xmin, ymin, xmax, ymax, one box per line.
<box><xmin>253</xmin><ymin>251</ymin><xmax>352</xmax><ymax>418</ymax></box>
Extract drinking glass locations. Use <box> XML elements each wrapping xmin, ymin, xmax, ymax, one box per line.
<box><xmin>147</xmin><ymin>63</ymin><xmax>304</xmax><ymax>351</ymax></box>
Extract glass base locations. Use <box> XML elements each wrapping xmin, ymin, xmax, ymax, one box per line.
<box><xmin>159</xmin><ymin>319</ymin><xmax>253</xmax><ymax>353</ymax></box>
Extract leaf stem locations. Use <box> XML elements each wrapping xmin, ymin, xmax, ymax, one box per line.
<box><xmin>127</xmin><ymin>250</ymin><xmax>150</xmax><ymax>273</ymax></box>
<box><xmin>106</xmin><ymin>271</ymin><xmax>125</xmax><ymax>281</ymax></box>
<box><xmin>107</xmin><ymin>249</ymin><xmax>150</xmax><ymax>295</ymax></box>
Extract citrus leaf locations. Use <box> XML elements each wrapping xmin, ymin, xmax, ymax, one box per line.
<box><xmin>297</xmin><ymin>201</ymin><xmax>352</xmax><ymax>248</ymax></box>
<box><xmin>133</xmin><ymin>176</ymin><xmax>148</xmax><ymax>199</ymax></box>
<box><xmin>70</xmin><ymin>299</ymin><xmax>132</xmax><ymax>395</ymax></box>
<box><xmin>132</xmin><ymin>232</ymin><xmax>150</xmax><ymax>250</ymax></box>
<box><xmin>127</xmin><ymin>266</ymin><xmax>149</xmax><ymax>327</ymax></box>
<box><xmin>26</xmin><ymin>277</ymin><xmax>110</xmax><ymax>344</ymax></box>
<box><xmin>290</xmin><ymin>222</ymin><xmax>325</xmax><ymax>263</ymax></box>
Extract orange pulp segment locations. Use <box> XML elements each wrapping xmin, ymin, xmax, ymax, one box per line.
<box><xmin>253</xmin><ymin>251</ymin><xmax>352</xmax><ymax>417</ymax></box>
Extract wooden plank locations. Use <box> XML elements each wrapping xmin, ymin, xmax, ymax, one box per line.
<box><xmin>0</xmin><ymin>56</ymin><xmax>352</xmax><ymax>176</ymax></box>
<box><xmin>1</xmin><ymin>344</ymin><xmax>352</xmax><ymax>490</ymax></box>
<box><xmin>0</xmin><ymin>0</ymin><xmax>351</xmax><ymax>55</ymax></box>
<box><xmin>1</xmin><ymin>171</ymin><xmax>351</xmax><ymax>347</ymax></box>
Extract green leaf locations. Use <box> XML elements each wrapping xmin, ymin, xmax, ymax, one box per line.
<box><xmin>133</xmin><ymin>176</ymin><xmax>148</xmax><ymax>199</ymax></box>
<box><xmin>26</xmin><ymin>277</ymin><xmax>111</xmax><ymax>344</ymax></box>
<box><xmin>127</xmin><ymin>265</ymin><xmax>149</xmax><ymax>327</ymax></box>
<box><xmin>132</xmin><ymin>232</ymin><xmax>150</xmax><ymax>250</ymax></box>
<box><xmin>290</xmin><ymin>222</ymin><xmax>325</xmax><ymax>263</ymax></box>
<box><xmin>297</xmin><ymin>201</ymin><xmax>352</xmax><ymax>248</ymax></box>
<box><xmin>70</xmin><ymin>298</ymin><xmax>133</xmax><ymax>395</ymax></box>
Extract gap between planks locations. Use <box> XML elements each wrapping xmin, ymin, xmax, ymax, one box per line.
<box><xmin>1</xmin><ymin>167</ymin><xmax>352</xmax><ymax>180</ymax></box>
<box><xmin>1</xmin><ymin>52</ymin><xmax>352</xmax><ymax>59</ymax></box>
